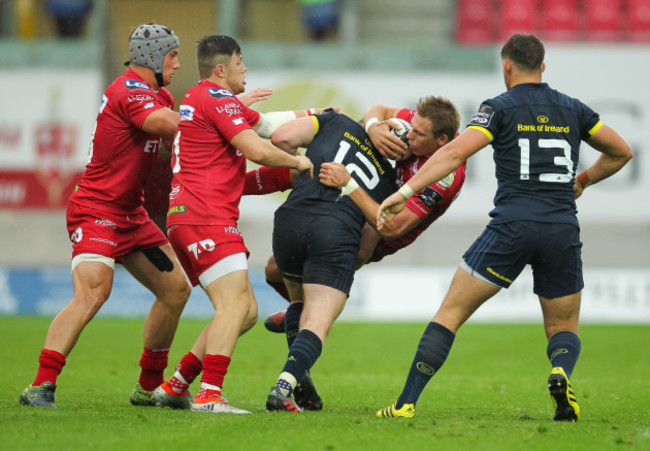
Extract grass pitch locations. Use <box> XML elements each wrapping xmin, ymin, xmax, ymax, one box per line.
<box><xmin>2</xmin><ymin>317</ymin><xmax>649</xmax><ymax>450</ymax></box>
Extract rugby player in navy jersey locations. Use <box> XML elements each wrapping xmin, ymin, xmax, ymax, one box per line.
<box><xmin>375</xmin><ymin>33</ymin><xmax>633</xmax><ymax>421</ymax></box>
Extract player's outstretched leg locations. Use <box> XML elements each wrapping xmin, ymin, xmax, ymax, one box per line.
<box><xmin>152</xmin><ymin>380</ymin><xmax>194</xmax><ymax>410</ymax></box>
<box><xmin>548</xmin><ymin>367</ymin><xmax>580</xmax><ymax>421</ymax></box>
<box><xmin>294</xmin><ymin>371</ymin><xmax>322</xmax><ymax>411</ymax></box>
<box><xmin>376</xmin><ymin>402</ymin><xmax>415</xmax><ymax>418</ymax></box>
<box><xmin>20</xmin><ymin>382</ymin><xmax>57</xmax><ymax>408</ymax></box>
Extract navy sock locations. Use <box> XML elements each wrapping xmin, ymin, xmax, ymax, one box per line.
<box><xmin>284</xmin><ymin>302</ymin><xmax>304</xmax><ymax>348</ymax></box>
<box><xmin>547</xmin><ymin>330</ymin><xmax>581</xmax><ymax>378</ymax></box>
<box><xmin>396</xmin><ymin>322</ymin><xmax>455</xmax><ymax>408</ymax></box>
<box><xmin>282</xmin><ymin>329</ymin><xmax>322</xmax><ymax>383</ymax></box>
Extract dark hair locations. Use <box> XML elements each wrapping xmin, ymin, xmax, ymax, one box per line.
<box><xmin>416</xmin><ymin>96</ymin><xmax>460</xmax><ymax>140</ymax></box>
<box><xmin>500</xmin><ymin>33</ymin><xmax>545</xmax><ymax>72</ymax></box>
<box><xmin>197</xmin><ymin>35</ymin><xmax>241</xmax><ymax>78</ymax></box>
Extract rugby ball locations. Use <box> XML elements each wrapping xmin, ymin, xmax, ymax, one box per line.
<box><xmin>388</xmin><ymin>118</ymin><xmax>412</xmax><ymax>144</ymax></box>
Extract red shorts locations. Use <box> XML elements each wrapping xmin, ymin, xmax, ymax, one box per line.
<box><xmin>167</xmin><ymin>224</ymin><xmax>249</xmax><ymax>286</ymax></box>
<box><xmin>66</xmin><ymin>200</ymin><xmax>168</xmax><ymax>262</ymax></box>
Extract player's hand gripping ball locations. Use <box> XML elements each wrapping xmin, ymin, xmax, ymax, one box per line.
<box><xmin>388</xmin><ymin>118</ymin><xmax>412</xmax><ymax>145</ymax></box>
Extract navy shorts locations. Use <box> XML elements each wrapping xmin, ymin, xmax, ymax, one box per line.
<box><xmin>272</xmin><ymin>207</ymin><xmax>359</xmax><ymax>295</ymax></box>
<box><xmin>462</xmin><ymin>220</ymin><xmax>583</xmax><ymax>298</ymax></box>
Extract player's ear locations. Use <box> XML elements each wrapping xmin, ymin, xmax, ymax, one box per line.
<box><xmin>502</xmin><ymin>58</ymin><xmax>512</xmax><ymax>74</ymax></box>
<box><xmin>214</xmin><ymin>63</ymin><xmax>225</xmax><ymax>78</ymax></box>
<box><xmin>540</xmin><ymin>61</ymin><xmax>546</xmax><ymax>74</ymax></box>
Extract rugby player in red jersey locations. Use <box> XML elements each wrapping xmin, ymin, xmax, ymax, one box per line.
<box><xmin>144</xmin><ymin>87</ymin><xmax>275</xmax><ymax>233</ymax></box>
<box><xmin>150</xmin><ymin>35</ymin><xmax>314</xmax><ymax>414</ymax></box>
<box><xmin>20</xmin><ymin>24</ymin><xmax>193</xmax><ymax>408</ymax></box>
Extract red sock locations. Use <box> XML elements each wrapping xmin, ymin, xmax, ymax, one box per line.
<box><xmin>168</xmin><ymin>352</ymin><xmax>202</xmax><ymax>392</ymax></box>
<box><xmin>138</xmin><ymin>347</ymin><xmax>169</xmax><ymax>391</ymax></box>
<box><xmin>267</xmin><ymin>279</ymin><xmax>290</xmax><ymax>302</ymax></box>
<box><xmin>33</xmin><ymin>349</ymin><xmax>66</xmax><ymax>386</ymax></box>
<box><xmin>175</xmin><ymin>352</ymin><xmax>202</xmax><ymax>384</ymax></box>
<box><xmin>200</xmin><ymin>354</ymin><xmax>231</xmax><ymax>390</ymax></box>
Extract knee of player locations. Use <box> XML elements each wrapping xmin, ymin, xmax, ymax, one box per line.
<box><xmin>241</xmin><ymin>307</ymin><xmax>258</xmax><ymax>333</ymax></box>
<box><xmin>72</xmin><ymin>289</ymin><xmax>111</xmax><ymax>319</ymax></box>
<box><xmin>158</xmin><ymin>276</ymin><xmax>192</xmax><ymax>309</ymax></box>
<box><xmin>172</xmin><ymin>278</ymin><xmax>192</xmax><ymax>304</ymax></box>
<box><xmin>177</xmin><ymin>278</ymin><xmax>193</xmax><ymax>303</ymax></box>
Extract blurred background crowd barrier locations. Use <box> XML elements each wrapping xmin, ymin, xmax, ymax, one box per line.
<box><xmin>0</xmin><ymin>0</ymin><xmax>648</xmax><ymax>322</ymax></box>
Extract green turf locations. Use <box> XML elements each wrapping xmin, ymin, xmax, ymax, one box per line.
<box><xmin>2</xmin><ymin>317</ymin><xmax>649</xmax><ymax>450</ymax></box>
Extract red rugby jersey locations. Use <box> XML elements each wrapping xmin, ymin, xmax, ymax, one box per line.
<box><xmin>370</xmin><ymin>108</ymin><xmax>466</xmax><ymax>262</ymax></box>
<box><xmin>167</xmin><ymin>80</ymin><xmax>260</xmax><ymax>226</ymax></box>
<box><xmin>72</xmin><ymin>68</ymin><xmax>173</xmax><ymax>214</ymax></box>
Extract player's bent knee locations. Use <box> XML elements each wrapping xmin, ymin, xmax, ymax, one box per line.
<box><xmin>241</xmin><ymin>310</ymin><xmax>258</xmax><ymax>334</ymax></box>
<box><xmin>72</xmin><ymin>290</ymin><xmax>110</xmax><ymax>321</ymax></box>
<box><xmin>166</xmin><ymin>279</ymin><xmax>192</xmax><ymax>306</ymax></box>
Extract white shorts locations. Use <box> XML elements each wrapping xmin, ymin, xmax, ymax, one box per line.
<box><xmin>198</xmin><ymin>252</ymin><xmax>248</xmax><ymax>289</ymax></box>
<box><xmin>71</xmin><ymin>253</ymin><xmax>115</xmax><ymax>272</ymax></box>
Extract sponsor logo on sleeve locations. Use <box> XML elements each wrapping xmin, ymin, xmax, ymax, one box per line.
<box><xmin>124</xmin><ymin>80</ymin><xmax>151</xmax><ymax>90</ymax></box>
<box><xmin>232</xmin><ymin>118</ymin><xmax>244</xmax><ymax>126</ymax></box>
<box><xmin>143</xmin><ymin>102</ymin><xmax>155</xmax><ymax>110</ymax></box>
<box><xmin>416</xmin><ymin>186</ymin><xmax>443</xmax><ymax>208</ymax></box>
<box><xmin>436</xmin><ymin>172</ymin><xmax>455</xmax><ymax>188</ymax></box>
<box><xmin>99</xmin><ymin>94</ymin><xmax>108</xmax><ymax>114</ymax></box>
<box><xmin>179</xmin><ymin>105</ymin><xmax>195</xmax><ymax>121</ymax></box>
<box><xmin>468</xmin><ymin>105</ymin><xmax>494</xmax><ymax>127</ymax></box>
<box><xmin>207</xmin><ymin>88</ymin><xmax>234</xmax><ymax>98</ymax></box>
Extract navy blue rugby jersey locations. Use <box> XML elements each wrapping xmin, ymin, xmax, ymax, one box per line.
<box><xmin>467</xmin><ymin>82</ymin><xmax>602</xmax><ymax>225</ymax></box>
<box><xmin>280</xmin><ymin>109</ymin><xmax>396</xmax><ymax>236</ymax></box>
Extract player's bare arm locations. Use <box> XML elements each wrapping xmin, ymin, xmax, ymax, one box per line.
<box><xmin>320</xmin><ymin>162</ymin><xmax>422</xmax><ymax>239</ymax></box>
<box><xmin>270</xmin><ymin>115</ymin><xmax>318</xmax><ymax>151</ymax></box>
<box><xmin>363</xmin><ymin>104</ymin><xmax>408</xmax><ymax>159</ymax></box>
<box><xmin>575</xmin><ymin>124</ymin><xmax>633</xmax><ymax>199</ymax></box>
<box><xmin>254</xmin><ymin>107</ymin><xmax>335</xmax><ymax>139</ymax></box>
<box><xmin>231</xmin><ymin>128</ymin><xmax>314</xmax><ymax>177</ymax></box>
<box><xmin>141</xmin><ymin>107</ymin><xmax>181</xmax><ymax>139</ymax></box>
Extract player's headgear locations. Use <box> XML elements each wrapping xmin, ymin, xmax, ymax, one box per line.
<box><xmin>128</xmin><ymin>24</ymin><xmax>179</xmax><ymax>87</ymax></box>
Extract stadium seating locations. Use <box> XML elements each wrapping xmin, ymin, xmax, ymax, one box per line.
<box><xmin>584</xmin><ymin>0</ymin><xmax>625</xmax><ymax>41</ymax></box>
<box><xmin>628</xmin><ymin>0</ymin><xmax>650</xmax><ymax>41</ymax></box>
<box><xmin>498</xmin><ymin>0</ymin><xmax>538</xmax><ymax>41</ymax></box>
<box><xmin>540</xmin><ymin>0</ymin><xmax>580</xmax><ymax>41</ymax></box>
<box><xmin>456</xmin><ymin>0</ymin><xmax>650</xmax><ymax>44</ymax></box>
<box><xmin>456</xmin><ymin>0</ymin><xmax>496</xmax><ymax>44</ymax></box>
